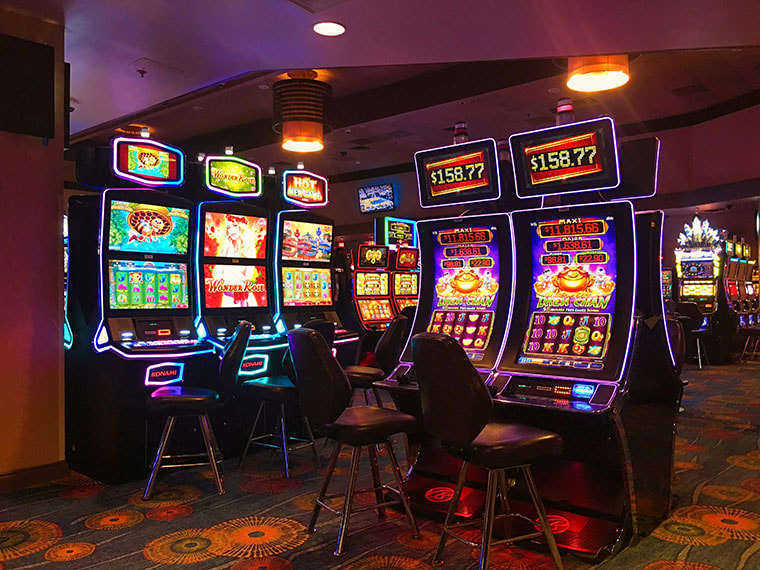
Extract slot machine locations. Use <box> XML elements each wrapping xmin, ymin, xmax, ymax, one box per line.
<box><xmin>391</xmin><ymin>246</ymin><xmax>420</xmax><ymax>314</ymax></box>
<box><xmin>353</xmin><ymin>244</ymin><xmax>395</xmax><ymax>331</ymax></box>
<box><xmin>661</xmin><ymin>267</ymin><xmax>673</xmax><ymax>305</ymax></box>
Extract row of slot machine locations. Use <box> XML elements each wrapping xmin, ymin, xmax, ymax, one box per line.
<box><xmin>65</xmin><ymin>137</ymin><xmax>358</xmax><ymax>483</ymax></box>
<box><xmin>723</xmin><ymin>240</ymin><xmax>758</xmax><ymax>327</ymax></box>
<box><xmin>376</xmin><ymin>118</ymin><xmax>681</xmax><ymax>560</ymax></box>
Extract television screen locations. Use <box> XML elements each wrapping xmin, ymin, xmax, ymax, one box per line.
<box><xmin>204</xmin><ymin>212</ymin><xmax>267</xmax><ymax>259</ymax></box>
<box><xmin>108</xmin><ymin>200</ymin><xmax>190</xmax><ymax>255</ymax></box>
<box><xmin>355</xmin><ymin>271</ymin><xmax>389</xmax><ymax>297</ymax></box>
<box><xmin>427</xmin><ymin>225</ymin><xmax>500</xmax><ymax>360</ymax></box>
<box><xmin>282</xmin><ymin>267</ymin><xmax>332</xmax><ymax>307</ymax></box>
<box><xmin>203</xmin><ymin>264</ymin><xmax>267</xmax><ymax>308</ymax></box>
<box><xmin>356</xmin><ymin>299</ymin><xmax>394</xmax><ymax>323</ymax></box>
<box><xmin>357</xmin><ymin>245</ymin><xmax>390</xmax><ymax>269</ymax></box>
<box><xmin>281</xmin><ymin>220</ymin><xmax>332</xmax><ymax>262</ymax></box>
<box><xmin>516</xmin><ymin>216</ymin><xmax>617</xmax><ymax>370</ymax></box>
<box><xmin>358</xmin><ymin>183</ymin><xmax>395</xmax><ymax>214</ymax></box>
<box><xmin>108</xmin><ymin>260</ymin><xmax>189</xmax><ymax>310</ymax></box>
<box><xmin>394</xmin><ymin>272</ymin><xmax>418</xmax><ymax>296</ymax></box>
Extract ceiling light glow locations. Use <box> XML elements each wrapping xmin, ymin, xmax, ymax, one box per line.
<box><xmin>567</xmin><ymin>55</ymin><xmax>629</xmax><ymax>92</ymax></box>
<box><xmin>313</xmin><ymin>22</ymin><xmax>346</xmax><ymax>37</ymax></box>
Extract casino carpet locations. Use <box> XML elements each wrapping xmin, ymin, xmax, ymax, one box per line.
<box><xmin>0</xmin><ymin>362</ymin><xmax>759</xmax><ymax>569</ymax></box>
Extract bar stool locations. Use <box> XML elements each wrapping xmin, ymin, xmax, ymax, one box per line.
<box><xmin>143</xmin><ymin>321</ymin><xmax>251</xmax><ymax>499</ymax></box>
<box><xmin>411</xmin><ymin>332</ymin><xmax>564</xmax><ymax>570</ymax></box>
<box><xmin>237</xmin><ymin>320</ymin><xmax>334</xmax><ymax>475</ymax></box>
<box><xmin>344</xmin><ymin>314</ymin><xmax>408</xmax><ymax>405</ymax></box>
<box><xmin>288</xmin><ymin>327</ymin><xmax>420</xmax><ymax>556</ymax></box>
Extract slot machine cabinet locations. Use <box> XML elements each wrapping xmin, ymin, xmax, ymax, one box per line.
<box><xmin>391</xmin><ymin>247</ymin><xmax>420</xmax><ymax>314</ymax></box>
<box><xmin>353</xmin><ymin>244</ymin><xmax>395</xmax><ymax>331</ymax></box>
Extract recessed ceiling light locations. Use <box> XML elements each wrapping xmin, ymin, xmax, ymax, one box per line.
<box><xmin>313</xmin><ymin>22</ymin><xmax>346</xmax><ymax>37</ymax></box>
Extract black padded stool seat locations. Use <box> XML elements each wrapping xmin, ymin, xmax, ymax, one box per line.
<box><xmin>147</xmin><ymin>386</ymin><xmax>219</xmax><ymax>412</ymax></box>
<box><xmin>239</xmin><ymin>375</ymin><xmax>297</xmax><ymax>403</ymax></box>
<box><xmin>453</xmin><ymin>422</ymin><xmax>562</xmax><ymax>470</ymax></box>
<box><xmin>326</xmin><ymin>406</ymin><xmax>419</xmax><ymax>446</ymax></box>
<box><xmin>343</xmin><ymin>365</ymin><xmax>385</xmax><ymax>387</ymax></box>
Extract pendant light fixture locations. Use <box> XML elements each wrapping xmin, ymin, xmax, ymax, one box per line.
<box><xmin>567</xmin><ymin>55</ymin><xmax>629</xmax><ymax>92</ymax></box>
<box><xmin>273</xmin><ymin>70</ymin><xmax>331</xmax><ymax>153</ymax></box>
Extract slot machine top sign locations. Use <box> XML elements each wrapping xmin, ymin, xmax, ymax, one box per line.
<box><xmin>357</xmin><ymin>244</ymin><xmax>390</xmax><ymax>270</ymax></box>
<box><xmin>205</xmin><ymin>156</ymin><xmax>262</xmax><ymax>198</ymax></box>
<box><xmin>283</xmin><ymin>170</ymin><xmax>328</xmax><ymax>207</ymax></box>
<box><xmin>509</xmin><ymin>117</ymin><xmax>620</xmax><ymax>198</ymax></box>
<box><xmin>112</xmin><ymin>137</ymin><xmax>185</xmax><ymax>187</ymax></box>
<box><xmin>415</xmin><ymin>139</ymin><xmax>501</xmax><ymax>208</ymax></box>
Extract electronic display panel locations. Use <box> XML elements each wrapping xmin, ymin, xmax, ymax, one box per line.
<box><xmin>108</xmin><ymin>200</ymin><xmax>190</xmax><ymax>255</ymax></box>
<box><xmin>205</xmin><ymin>156</ymin><xmax>262</xmax><ymax>198</ymax></box>
<box><xmin>395</xmin><ymin>298</ymin><xmax>418</xmax><ymax>311</ymax></box>
<box><xmin>427</xmin><ymin>225</ymin><xmax>500</xmax><ymax>361</ymax></box>
<box><xmin>395</xmin><ymin>247</ymin><xmax>419</xmax><ymax>270</ymax></box>
<box><xmin>509</xmin><ymin>117</ymin><xmax>619</xmax><ymax>199</ymax></box>
<box><xmin>516</xmin><ymin>217</ymin><xmax>618</xmax><ymax>370</ymax></box>
<box><xmin>680</xmin><ymin>260</ymin><xmax>715</xmax><ymax>279</ymax></box>
<box><xmin>357</xmin><ymin>245</ymin><xmax>389</xmax><ymax>269</ymax></box>
<box><xmin>377</xmin><ymin>217</ymin><xmax>417</xmax><ymax>247</ymax></box>
<box><xmin>113</xmin><ymin>137</ymin><xmax>184</xmax><ymax>186</ymax></box>
<box><xmin>282</xmin><ymin>267</ymin><xmax>332</xmax><ymax>307</ymax></box>
<box><xmin>203</xmin><ymin>264</ymin><xmax>267</xmax><ymax>308</ymax></box>
<box><xmin>357</xmin><ymin>299</ymin><xmax>394</xmax><ymax>323</ymax></box>
<box><xmin>394</xmin><ymin>272</ymin><xmax>419</xmax><ymax>296</ymax></box>
<box><xmin>415</xmin><ymin>139</ymin><xmax>501</xmax><ymax>208</ymax></box>
<box><xmin>283</xmin><ymin>170</ymin><xmax>328</xmax><ymax>207</ymax></box>
<box><xmin>661</xmin><ymin>269</ymin><xmax>673</xmax><ymax>299</ymax></box>
<box><xmin>109</xmin><ymin>260</ymin><xmax>189</xmax><ymax>310</ymax></box>
<box><xmin>727</xmin><ymin>280</ymin><xmax>739</xmax><ymax>300</ymax></box>
<box><xmin>681</xmin><ymin>282</ymin><xmax>715</xmax><ymax>297</ymax></box>
<box><xmin>281</xmin><ymin>220</ymin><xmax>332</xmax><ymax>262</ymax></box>
<box><xmin>355</xmin><ymin>271</ymin><xmax>389</xmax><ymax>297</ymax></box>
<box><xmin>358</xmin><ymin>183</ymin><xmax>395</xmax><ymax>214</ymax></box>
<box><xmin>204</xmin><ymin>212</ymin><xmax>267</xmax><ymax>259</ymax></box>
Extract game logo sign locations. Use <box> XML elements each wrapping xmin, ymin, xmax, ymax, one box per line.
<box><xmin>205</xmin><ymin>156</ymin><xmax>262</xmax><ymax>198</ymax></box>
<box><xmin>396</xmin><ymin>247</ymin><xmax>419</xmax><ymax>270</ymax></box>
<box><xmin>281</xmin><ymin>220</ymin><xmax>332</xmax><ymax>262</ymax></box>
<box><xmin>283</xmin><ymin>170</ymin><xmax>328</xmax><ymax>207</ymax></box>
<box><xmin>427</xmin><ymin>226</ymin><xmax>499</xmax><ymax>361</ymax></box>
<box><xmin>108</xmin><ymin>200</ymin><xmax>190</xmax><ymax>255</ymax></box>
<box><xmin>203</xmin><ymin>265</ymin><xmax>267</xmax><ymax>308</ymax></box>
<box><xmin>518</xmin><ymin>216</ymin><xmax>617</xmax><ymax>369</ymax></box>
<box><xmin>204</xmin><ymin>212</ymin><xmax>267</xmax><ymax>260</ymax></box>
<box><xmin>357</xmin><ymin>245</ymin><xmax>389</xmax><ymax>269</ymax></box>
<box><xmin>282</xmin><ymin>267</ymin><xmax>332</xmax><ymax>307</ymax></box>
<box><xmin>112</xmin><ymin>137</ymin><xmax>184</xmax><ymax>187</ymax></box>
<box><xmin>109</xmin><ymin>259</ymin><xmax>189</xmax><ymax>310</ymax></box>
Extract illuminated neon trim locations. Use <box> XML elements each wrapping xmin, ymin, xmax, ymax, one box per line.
<box><xmin>239</xmin><ymin>353</ymin><xmax>269</xmax><ymax>377</ymax></box>
<box><xmin>204</xmin><ymin>155</ymin><xmax>263</xmax><ymax>198</ymax></box>
<box><xmin>282</xmin><ymin>170</ymin><xmax>329</xmax><ymax>208</ymax></box>
<box><xmin>415</xmin><ymin>138</ymin><xmax>502</xmax><ymax>209</ymax></box>
<box><xmin>334</xmin><ymin>334</ymin><xmax>360</xmax><ymax>344</ymax></box>
<box><xmin>492</xmin><ymin>212</ymin><xmax>517</xmax><ymax>373</ymax></box>
<box><xmin>377</xmin><ymin>217</ymin><xmax>418</xmax><ymax>248</ymax></box>
<box><xmin>145</xmin><ymin>362</ymin><xmax>185</xmax><ymax>386</ymax></box>
<box><xmin>509</xmin><ymin>117</ymin><xmax>621</xmax><ymax>200</ymax></box>
<box><xmin>111</xmin><ymin>137</ymin><xmax>185</xmax><ymax>187</ymax></box>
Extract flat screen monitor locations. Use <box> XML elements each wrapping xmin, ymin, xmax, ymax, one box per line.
<box><xmin>356</xmin><ymin>299</ymin><xmax>394</xmax><ymax>323</ymax></box>
<box><xmin>108</xmin><ymin>200</ymin><xmax>190</xmax><ymax>255</ymax></box>
<box><xmin>681</xmin><ymin>260</ymin><xmax>715</xmax><ymax>279</ymax></box>
<box><xmin>357</xmin><ymin>245</ymin><xmax>390</xmax><ymax>269</ymax></box>
<box><xmin>396</xmin><ymin>247</ymin><xmax>419</xmax><ymax>270</ymax></box>
<box><xmin>281</xmin><ymin>220</ymin><xmax>332</xmax><ymax>263</ymax></box>
<box><xmin>394</xmin><ymin>272</ymin><xmax>419</xmax><ymax>296</ymax></box>
<box><xmin>282</xmin><ymin>267</ymin><xmax>332</xmax><ymax>307</ymax></box>
<box><xmin>203</xmin><ymin>264</ymin><xmax>267</xmax><ymax>308</ymax></box>
<box><xmin>204</xmin><ymin>211</ymin><xmax>267</xmax><ymax>259</ymax></box>
<box><xmin>355</xmin><ymin>271</ymin><xmax>389</xmax><ymax>297</ymax></box>
<box><xmin>358</xmin><ymin>183</ymin><xmax>395</xmax><ymax>214</ymax></box>
<box><xmin>108</xmin><ymin>260</ymin><xmax>189</xmax><ymax>310</ymax></box>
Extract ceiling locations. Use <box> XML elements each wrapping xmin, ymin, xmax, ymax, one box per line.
<box><xmin>4</xmin><ymin>0</ymin><xmax>760</xmax><ymax>180</ymax></box>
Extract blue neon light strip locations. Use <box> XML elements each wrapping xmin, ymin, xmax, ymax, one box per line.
<box><xmin>111</xmin><ymin>137</ymin><xmax>185</xmax><ymax>187</ymax></box>
<box><xmin>571</xmin><ymin>383</ymin><xmax>596</xmax><ymax>399</ymax></box>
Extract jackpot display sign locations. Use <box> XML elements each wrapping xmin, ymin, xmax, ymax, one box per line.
<box><xmin>205</xmin><ymin>156</ymin><xmax>262</xmax><ymax>198</ymax></box>
<box><xmin>204</xmin><ymin>212</ymin><xmax>267</xmax><ymax>259</ymax></box>
<box><xmin>203</xmin><ymin>265</ymin><xmax>267</xmax><ymax>308</ymax></box>
<box><xmin>112</xmin><ymin>137</ymin><xmax>184</xmax><ymax>187</ymax></box>
<box><xmin>517</xmin><ymin>216</ymin><xmax>617</xmax><ymax>370</ymax></box>
<box><xmin>427</xmin><ymin>226</ymin><xmax>500</xmax><ymax>361</ymax></box>
<box><xmin>282</xmin><ymin>267</ymin><xmax>332</xmax><ymax>307</ymax></box>
<box><xmin>108</xmin><ymin>201</ymin><xmax>190</xmax><ymax>255</ymax></box>
<box><xmin>109</xmin><ymin>260</ymin><xmax>189</xmax><ymax>310</ymax></box>
<box><xmin>281</xmin><ymin>220</ymin><xmax>332</xmax><ymax>262</ymax></box>
<box><xmin>283</xmin><ymin>170</ymin><xmax>328</xmax><ymax>207</ymax></box>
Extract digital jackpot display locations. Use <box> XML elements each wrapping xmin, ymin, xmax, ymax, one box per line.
<box><xmin>517</xmin><ymin>216</ymin><xmax>617</xmax><ymax>370</ymax></box>
<box><xmin>357</xmin><ymin>245</ymin><xmax>389</xmax><ymax>269</ymax></box>
<box><xmin>427</xmin><ymin>225</ymin><xmax>500</xmax><ymax>361</ymax></box>
<box><xmin>283</xmin><ymin>170</ymin><xmax>328</xmax><ymax>207</ymax></box>
<box><xmin>282</xmin><ymin>267</ymin><xmax>332</xmax><ymax>307</ymax></box>
<box><xmin>204</xmin><ymin>156</ymin><xmax>262</xmax><ymax>198</ymax></box>
<box><xmin>108</xmin><ymin>201</ymin><xmax>190</xmax><ymax>255</ymax></box>
<box><xmin>204</xmin><ymin>212</ymin><xmax>267</xmax><ymax>259</ymax></box>
<box><xmin>112</xmin><ymin>137</ymin><xmax>184</xmax><ymax>187</ymax></box>
<box><xmin>355</xmin><ymin>271</ymin><xmax>389</xmax><ymax>297</ymax></box>
<box><xmin>109</xmin><ymin>260</ymin><xmax>189</xmax><ymax>310</ymax></box>
<box><xmin>509</xmin><ymin>117</ymin><xmax>619</xmax><ymax>198</ymax></box>
<box><xmin>415</xmin><ymin>139</ymin><xmax>500</xmax><ymax>208</ymax></box>
<box><xmin>203</xmin><ymin>265</ymin><xmax>267</xmax><ymax>308</ymax></box>
<box><xmin>376</xmin><ymin>217</ymin><xmax>417</xmax><ymax>247</ymax></box>
<box><xmin>281</xmin><ymin>220</ymin><xmax>332</xmax><ymax>262</ymax></box>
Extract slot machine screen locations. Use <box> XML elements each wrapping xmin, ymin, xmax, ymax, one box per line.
<box><xmin>727</xmin><ymin>280</ymin><xmax>739</xmax><ymax>299</ymax></box>
<box><xmin>356</xmin><ymin>299</ymin><xmax>394</xmax><ymax>323</ymax></box>
<box><xmin>394</xmin><ymin>272</ymin><xmax>419</xmax><ymax>296</ymax></box>
<box><xmin>281</xmin><ymin>220</ymin><xmax>333</xmax><ymax>262</ymax></box>
<box><xmin>108</xmin><ymin>201</ymin><xmax>190</xmax><ymax>255</ymax></box>
<box><xmin>517</xmin><ymin>216</ymin><xmax>618</xmax><ymax>370</ymax></box>
<box><xmin>355</xmin><ymin>271</ymin><xmax>390</xmax><ymax>297</ymax></box>
<box><xmin>282</xmin><ymin>267</ymin><xmax>332</xmax><ymax>307</ymax></box>
<box><xmin>108</xmin><ymin>260</ymin><xmax>189</xmax><ymax>310</ymax></box>
<box><xmin>203</xmin><ymin>264</ymin><xmax>267</xmax><ymax>308</ymax></box>
<box><xmin>204</xmin><ymin>212</ymin><xmax>267</xmax><ymax>259</ymax></box>
<box><xmin>427</xmin><ymin>225</ymin><xmax>500</xmax><ymax>362</ymax></box>
<box><xmin>681</xmin><ymin>260</ymin><xmax>714</xmax><ymax>279</ymax></box>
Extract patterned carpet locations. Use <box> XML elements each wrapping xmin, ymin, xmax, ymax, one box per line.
<box><xmin>0</xmin><ymin>361</ymin><xmax>758</xmax><ymax>569</ymax></box>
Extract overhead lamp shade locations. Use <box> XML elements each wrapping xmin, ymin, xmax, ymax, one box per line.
<box><xmin>567</xmin><ymin>55</ymin><xmax>629</xmax><ymax>92</ymax></box>
<box><xmin>273</xmin><ymin>77</ymin><xmax>331</xmax><ymax>153</ymax></box>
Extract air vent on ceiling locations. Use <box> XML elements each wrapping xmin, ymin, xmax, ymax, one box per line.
<box><xmin>349</xmin><ymin>145</ymin><xmax>370</xmax><ymax>151</ymax></box>
<box><xmin>672</xmin><ymin>83</ymin><xmax>708</xmax><ymax>97</ymax></box>
<box><xmin>350</xmin><ymin>129</ymin><xmax>414</xmax><ymax>145</ymax></box>
<box><xmin>285</xmin><ymin>0</ymin><xmax>351</xmax><ymax>14</ymax></box>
